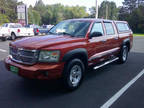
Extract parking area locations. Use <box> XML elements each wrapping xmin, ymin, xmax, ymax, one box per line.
<box><xmin>0</xmin><ymin>36</ymin><xmax>144</xmax><ymax>108</ymax></box>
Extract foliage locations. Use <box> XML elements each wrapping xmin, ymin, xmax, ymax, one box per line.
<box><xmin>0</xmin><ymin>13</ymin><xmax>9</xmax><ymax>24</ymax></box>
<box><xmin>133</xmin><ymin>33</ymin><xmax>144</xmax><ymax>36</ymax></box>
<box><xmin>123</xmin><ymin>0</ymin><xmax>137</xmax><ymax>13</ymax></box>
<box><xmin>28</xmin><ymin>6</ymin><xmax>41</xmax><ymax>25</ymax></box>
<box><xmin>99</xmin><ymin>1</ymin><xmax>118</xmax><ymax>19</ymax></box>
<box><xmin>0</xmin><ymin>0</ymin><xmax>18</xmax><ymax>24</ymax></box>
<box><xmin>33</xmin><ymin>2</ymin><xmax>89</xmax><ymax>25</ymax></box>
<box><xmin>119</xmin><ymin>0</ymin><xmax>144</xmax><ymax>33</ymax></box>
<box><xmin>129</xmin><ymin>6</ymin><xmax>144</xmax><ymax>33</ymax></box>
<box><xmin>89</xmin><ymin>1</ymin><xmax>119</xmax><ymax>20</ymax></box>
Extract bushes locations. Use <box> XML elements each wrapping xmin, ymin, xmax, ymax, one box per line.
<box><xmin>0</xmin><ymin>14</ymin><xmax>9</xmax><ymax>25</ymax></box>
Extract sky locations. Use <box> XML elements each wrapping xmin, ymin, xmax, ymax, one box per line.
<box><xmin>18</xmin><ymin>0</ymin><xmax>124</xmax><ymax>8</ymax></box>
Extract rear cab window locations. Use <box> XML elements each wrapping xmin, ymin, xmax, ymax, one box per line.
<box><xmin>13</xmin><ymin>24</ymin><xmax>22</xmax><ymax>28</ymax></box>
<box><xmin>116</xmin><ymin>22</ymin><xmax>130</xmax><ymax>33</ymax></box>
<box><xmin>9</xmin><ymin>25</ymin><xmax>14</xmax><ymax>28</ymax></box>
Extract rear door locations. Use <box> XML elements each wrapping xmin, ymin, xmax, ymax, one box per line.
<box><xmin>103</xmin><ymin>21</ymin><xmax>120</xmax><ymax>56</ymax></box>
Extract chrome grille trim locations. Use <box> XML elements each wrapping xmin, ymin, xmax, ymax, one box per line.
<box><xmin>10</xmin><ymin>47</ymin><xmax>38</xmax><ymax>65</ymax></box>
<box><xmin>11</xmin><ymin>57</ymin><xmax>36</xmax><ymax>65</ymax></box>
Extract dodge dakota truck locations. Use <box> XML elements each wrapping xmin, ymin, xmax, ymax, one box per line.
<box><xmin>5</xmin><ymin>19</ymin><xmax>133</xmax><ymax>90</ymax></box>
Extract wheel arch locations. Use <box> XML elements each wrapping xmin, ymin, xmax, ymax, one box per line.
<box><xmin>62</xmin><ymin>48</ymin><xmax>88</xmax><ymax>68</ymax></box>
<box><xmin>11</xmin><ymin>32</ymin><xmax>16</xmax><ymax>36</ymax></box>
<box><xmin>122</xmin><ymin>38</ymin><xmax>130</xmax><ymax>51</ymax></box>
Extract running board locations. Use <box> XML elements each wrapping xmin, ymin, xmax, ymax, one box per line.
<box><xmin>94</xmin><ymin>57</ymin><xmax>119</xmax><ymax>70</ymax></box>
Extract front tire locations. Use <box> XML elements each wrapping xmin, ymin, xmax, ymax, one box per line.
<box><xmin>118</xmin><ymin>45</ymin><xmax>128</xmax><ymax>63</ymax></box>
<box><xmin>62</xmin><ymin>59</ymin><xmax>85</xmax><ymax>90</ymax></box>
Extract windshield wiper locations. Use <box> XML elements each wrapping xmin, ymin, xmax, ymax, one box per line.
<box><xmin>48</xmin><ymin>31</ymin><xmax>56</xmax><ymax>35</ymax></box>
<box><xmin>59</xmin><ymin>32</ymin><xmax>75</xmax><ymax>37</ymax></box>
<box><xmin>48</xmin><ymin>31</ymin><xmax>75</xmax><ymax>37</ymax></box>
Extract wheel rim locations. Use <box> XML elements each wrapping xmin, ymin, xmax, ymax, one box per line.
<box><xmin>11</xmin><ymin>34</ymin><xmax>15</xmax><ymax>40</ymax></box>
<box><xmin>70</xmin><ymin>65</ymin><xmax>82</xmax><ymax>87</ymax></box>
<box><xmin>122</xmin><ymin>46</ymin><xmax>127</xmax><ymax>61</ymax></box>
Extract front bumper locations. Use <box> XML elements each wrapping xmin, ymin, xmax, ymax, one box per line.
<box><xmin>5</xmin><ymin>57</ymin><xmax>65</xmax><ymax>80</ymax></box>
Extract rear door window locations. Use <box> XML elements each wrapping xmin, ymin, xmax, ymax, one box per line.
<box><xmin>104</xmin><ymin>22</ymin><xmax>115</xmax><ymax>35</ymax></box>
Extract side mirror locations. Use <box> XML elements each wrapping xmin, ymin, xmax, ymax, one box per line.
<box><xmin>90</xmin><ymin>32</ymin><xmax>103</xmax><ymax>38</ymax></box>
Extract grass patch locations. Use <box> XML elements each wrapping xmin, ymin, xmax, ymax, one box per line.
<box><xmin>133</xmin><ymin>33</ymin><xmax>144</xmax><ymax>36</ymax></box>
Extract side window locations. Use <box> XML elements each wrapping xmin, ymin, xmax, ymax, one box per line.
<box><xmin>116</xmin><ymin>23</ymin><xmax>130</xmax><ymax>32</ymax></box>
<box><xmin>9</xmin><ymin>25</ymin><xmax>14</xmax><ymax>28</ymax></box>
<box><xmin>104</xmin><ymin>22</ymin><xmax>115</xmax><ymax>35</ymax></box>
<box><xmin>91</xmin><ymin>22</ymin><xmax>104</xmax><ymax>36</ymax></box>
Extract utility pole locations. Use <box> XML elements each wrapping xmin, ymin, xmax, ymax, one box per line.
<box><xmin>95</xmin><ymin>0</ymin><xmax>98</xmax><ymax>19</ymax></box>
<box><xmin>105</xmin><ymin>0</ymin><xmax>108</xmax><ymax>19</ymax></box>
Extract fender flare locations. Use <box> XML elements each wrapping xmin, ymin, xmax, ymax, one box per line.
<box><xmin>62</xmin><ymin>48</ymin><xmax>88</xmax><ymax>63</ymax></box>
<box><xmin>122</xmin><ymin>38</ymin><xmax>130</xmax><ymax>46</ymax></box>
<box><xmin>121</xmin><ymin>38</ymin><xmax>130</xmax><ymax>51</ymax></box>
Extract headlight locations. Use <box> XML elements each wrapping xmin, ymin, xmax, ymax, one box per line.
<box><xmin>38</xmin><ymin>50</ymin><xmax>60</xmax><ymax>62</ymax></box>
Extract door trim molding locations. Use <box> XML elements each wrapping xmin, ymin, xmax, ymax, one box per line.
<box><xmin>88</xmin><ymin>47</ymin><xmax>120</xmax><ymax>61</ymax></box>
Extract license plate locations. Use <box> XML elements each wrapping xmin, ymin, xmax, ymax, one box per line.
<box><xmin>10</xmin><ymin>66</ymin><xmax>19</xmax><ymax>74</ymax></box>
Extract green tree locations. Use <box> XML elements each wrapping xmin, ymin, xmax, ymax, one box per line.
<box><xmin>98</xmin><ymin>1</ymin><xmax>118</xmax><ymax>19</ymax></box>
<box><xmin>89</xmin><ymin>7</ymin><xmax>96</xmax><ymax>18</ymax></box>
<box><xmin>0</xmin><ymin>0</ymin><xmax>18</xmax><ymax>24</ymax></box>
<box><xmin>41</xmin><ymin>9</ymin><xmax>53</xmax><ymax>25</ymax></box>
<box><xmin>89</xmin><ymin>1</ymin><xmax>118</xmax><ymax>20</ymax></box>
<box><xmin>129</xmin><ymin>6</ymin><xmax>144</xmax><ymax>33</ymax></box>
<box><xmin>0</xmin><ymin>14</ymin><xmax>9</xmax><ymax>25</ymax></box>
<box><xmin>34</xmin><ymin>0</ymin><xmax>46</xmax><ymax>16</ymax></box>
<box><xmin>38</xmin><ymin>4</ymin><xmax>88</xmax><ymax>25</ymax></box>
<box><xmin>28</xmin><ymin>6</ymin><xmax>41</xmax><ymax>25</ymax></box>
<box><xmin>119</xmin><ymin>0</ymin><xmax>144</xmax><ymax>33</ymax></box>
<box><xmin>123</xmin><ymin>0</ymin><xmax>137</xmax><ymax>13</ymax></box>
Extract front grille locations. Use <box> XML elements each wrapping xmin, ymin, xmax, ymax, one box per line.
<box><xmin>10</xmin><ymin>47</ymin><xmax>38</xmax><ymax>65</ymax></box>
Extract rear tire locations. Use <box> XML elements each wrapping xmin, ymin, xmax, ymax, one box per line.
<box><xmin>118</xmin><ymin>45</ymin><xmax>128</xmax><ymax>64</ymax></box>
<box><xmin>11</xmin><ymin>33</ymin><xmax>16</xmax><ymax>40</ymax></box>
<box><xmin>1</xmin><ymin>37</ymin><xmax>6</xmax><ymax>41</ymax></box>
<box><xmin>62</xmin><ymin>59</ymin><xmax>85</xmax><ymax>90</ymax></box>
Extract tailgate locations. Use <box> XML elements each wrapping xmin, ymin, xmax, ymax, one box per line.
<box><xmin>18</xmin><ymin>28</ymin><xmax>34</xmax><ymax>36</ymax></box>
<box><xmin>0</xmin><ymin>28</ymin><xmax>10</xmax><ymax>36</ymax></box>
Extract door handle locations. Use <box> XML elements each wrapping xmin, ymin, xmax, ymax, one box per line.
<box><xmin>101</xmin><ymin>39</ymin><xmax>107</xmax><ymax>42</ymax></box>
<box><xmin>114</xmin><ymin>37</ymin><xmax>118</xmax><ymax>40</ymax></box>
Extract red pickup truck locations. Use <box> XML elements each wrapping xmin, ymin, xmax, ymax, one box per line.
<box><xmin>5</xmin><ymin>18</ymin><xmax>133</xmax><ymax>90</ymax></box>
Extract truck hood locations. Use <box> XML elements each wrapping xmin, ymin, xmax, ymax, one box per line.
<box><xmin>10</xmin><ymin>35</ymin><xmax>86</xmax><ymax>49</ymax></box>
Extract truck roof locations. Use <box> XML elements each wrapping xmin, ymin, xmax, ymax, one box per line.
<box><xmin>65</xmin><ymin>18</ymin><xmax>127</xmax><ymax>23</ymax></box>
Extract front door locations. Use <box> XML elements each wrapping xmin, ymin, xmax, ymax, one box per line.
<box><xmin>87</xmin><ymin>21</ymin><xmax>108</xmax><ymax>65</ymax></box>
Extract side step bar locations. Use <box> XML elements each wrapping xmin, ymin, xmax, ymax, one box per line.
<box><xmin>94</xmin><ymin>57</ymin><xmax>119</xmax><ymax>70</ymax></box>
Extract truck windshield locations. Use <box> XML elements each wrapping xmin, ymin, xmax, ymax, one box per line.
<box><xmin>2</xmin><ymin>24</ymin><xmax>8</xmax><ymax>27</ymax></box>
<box><xmin>49</xmin><ymin>20</ymin><xmax>90</xmax><ymax>38</ymax></box>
